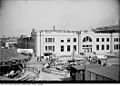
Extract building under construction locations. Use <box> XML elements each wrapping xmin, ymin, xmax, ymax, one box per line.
<box><xmin>17</xmin><ymin>25</ymin><xmax>120</xmax><ymax>58</ymax></box>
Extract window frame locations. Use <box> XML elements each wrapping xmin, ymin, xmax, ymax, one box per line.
<box><xmin>96</xmin><ymin>38</ymin><xmax>99</xmax><ymax>42</ymax></box>
<box><xmin>67</xmin><ymin>45</ymin><xmax>70</xmax><ymax>52</ymax></box>
<box><xmin>73</xmin><ymin>38</ymin><xmax>77</xmax><ymax>42</ymax></box>
<box><xmin>67</xmin><ymin>38</ymin><xmax>70</xmax><ymax>42</ymax></box>
<box><xmin>106</xmin><ymin>44</ymin><xmax>109</xmax><ymax>50</ymax></box>
<box><xmin>101</xmin><ymin>45</ymin><xmax>104</xmax><ymax>50</ymax></box>
<box><xmin>45</xmin><ymin>38</ymin><xmax>55</xmax><ymax>43</ymax></box>
<box><xmin>61</xmin><ymin>45</ymin><xmax>64</xmax><ymax>52</ymax></box>
<box><xmin>114</xmin><ymin>38</ymin><xmax>118</xmax><ymax>42</ymax></box>
<box><xmin>61</xmin><ymin>40</ymin><xmax>64</xmax><ymax>42</ymax></box>
<box><xmin>73</xmin><ymin>45</ymin><xmax>77</xmax><ymax>51</ymax></box>
<box><xmin>106</xmin><ymin>38</ymin><xmax>109</xmax><ymax>42</ymax></box>
<box><xmin>45</xmin><ymin>46</ymin><xmax>47</xmax><ymax>51</ymax></box>
<box><xmin>102</xmin><ymin>38</ymin><xmax>104</xmax><ymax>42</ymax></box>
<box><xmin>114</xmin><ymin>44</ymin><xmax>119</xmax><ymax>50</ymax></box>
<box><xmin>53</xmin><ymin>46</ymin><xmax>55</xmax><ymax>52</ymax></box>
<box><xmin>96</xmin><ymin>45</ymin><xmax>99</xmax><ymax>50</ymax></box>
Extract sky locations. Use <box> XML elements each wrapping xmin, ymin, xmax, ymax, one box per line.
<box><xmin>0</xmin><ymin>0</ymin><xmax>119</xmax><ymax>37</ymax></box>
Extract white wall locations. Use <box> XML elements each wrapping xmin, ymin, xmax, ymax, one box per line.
<box><xmin>33</xmin><ymin>29</ymin><xmax>120</xmax><ymax>57</ymax></box>
<box><xmin>80</xmin><ymin>31</ymin><xmax>120</xmax><ymax>54</ymax></box>
<box><xmin>40</xmin><ymin>31</ymin><xmax>78</xmax><ymax>56</ymax></box>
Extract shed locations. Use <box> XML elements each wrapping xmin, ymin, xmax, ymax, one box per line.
<box><xmin>86</xmin><ymin>65</ymin><xmax>119</xmax><ymax>81</ymax></box>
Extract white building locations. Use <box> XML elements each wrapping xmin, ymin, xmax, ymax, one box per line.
<box><xmin>31</xmin><ymin>29</ymin><xmax>79</xmax><ymax>57</ymax></box>
<box><xmin>18</xmin><ymin>25</ymin><xmax>120</xmax><ymax>58</ymax></box>
<box><xmin>80</xmin><ymin>30</ymin><xmax>120</xmax><ymax>54</ymax></box>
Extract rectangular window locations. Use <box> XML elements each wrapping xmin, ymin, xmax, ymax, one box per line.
<box><xmin>114</xmin><ymin>44</ymin><xmax>118</xmax><ymax>50</ymax></box>
<box><xmin>73</xmin><ymin>45</ymin><xmax>77</xmax><ymax>51</ymax></box>
<box><xmin>106</xmin><ymin>45</ymin><xmax>109</xmax><ymax>50</ymax></box>
<box><xmin>45</xmin><ymin>46</ymin><xmax>47</xmax><ymax>51</ymax></box>
<box><xmin>67</xmin><ymin>38</ymin><xmax>70</xmax><ymax>42</ymax></box>
<box><xmin>73</xmin><ymin>38</ymin><xmax>77</xmax><ymax>42</ymax></box>
<box><xmin>61</xmin><ymin>45</ymin><xmax>64</xmax><ymax>52</ymax></box>
<box><xmin>114</xmin><ymin>38</ymin><xmax>118</xmax><ymax>42</ymax></box>
<box><xmin>101</xmin><ymin>45</ymin><xmax>104</xmax><ymax>50</ymax></box>
<box><xmin>96</xmin><ymin>45</ymin><xmax>99</xmax><ymax>50</ymax></box>
<box><xmin>102</xmin><ymin>38</ymin><xmax>104</xmax><ymax>42</ymax></box>
<box><xmin>67</xmin><ymin>45</ymin><xmax>70</xmax><ymax>51</ymax></box>
<box><xmin>88</xmin><ymin>45</ymin><xmax>92</xmax><ymax>47</ymax></box>
<box><xmin>48</xmin><ymin>38</ymin><xmax>53</xmax><ymax>42</ymax></box>
<box><xmin>53</xmin><ymin>46</ymin><xmax>55</xmax><ymax>52</ymax></box>
<box><xmin>96</xmin><ymin>38</ymin><xmax>99</xmax><ymax>42</ymax></box>
<box><xmin>117</xmin><ymin>44</ymin><xmax>118</xmax><ymax>49</ymax></box>
<box><xmin>83</xmin><ymin>45</ymin><xmax>85</xmax><ymax>47</ymax></box>
<box><xmin>61</xmin><ymin>40</ymin><xmax>64</xmax><ymax>42</ymax></box>
<box><xmin>45</xmin><ymin>46</ymin><xmax>55</xmax><ymax>51</ymax></box>
<box><xmin>114</xmin><ymin>45</ymin><xmax>116</xmax><ymax>50</ymax></box>
<box><xmin>106</xmin><ymin>38</ymin><xmax>109</xmax><ymax>42</ymax></box>
<box><xmin>46</xmin><ymin>38</ymin><xmax>55</xmax><ymax>43</ymax></box>
<box><xmin>45</xmin><ymin>38</ymin><xmax>47</xmax><ymax>42</ymax></box>
<box><xmin>48</xmin><ymin>46</ymin><xmax>52</xmax><ymax>50</ymax></box>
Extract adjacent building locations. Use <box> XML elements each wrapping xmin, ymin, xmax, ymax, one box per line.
<box><xmin>0</xmin><ymin>36</ymin><xmax>18</xmax><ymax>49</ymax></box>
<box><xmin>80</xmin><ymin>30</ymin><xmax>120</xmax><ymax>54</ymax></box>
<box><xmin>17</xmin><ymin>35</ymin><xmax>34</xmax><ymax>49</ymax></box>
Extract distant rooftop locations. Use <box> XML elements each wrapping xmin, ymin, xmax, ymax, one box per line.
<box><xmin>31</xmin><ymin>25</ymin><xmax>119</xmax><ymax>36</ymax></box>
<box><xmin>92</xmin><ymin>25</ymin><xmax>120</xmax><ymax>33</ymax></box>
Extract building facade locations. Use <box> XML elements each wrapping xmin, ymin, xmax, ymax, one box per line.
<box><xmin>17</xmin><ymin>35</ymin><xmax>34</xmax><ymax>50</ymax></box>
<box><xmin>18</xmin><ymin>25</ymin><xmax>120</xmax><ymax>58</ymax></box>
<box><xmin>80</xmin><ymin>30</ymin><xmax>120</xmax><ymax>54</ymax></box>
<box><xmin>31</xmin><ymin>29</ymin><xmax>79</xmax><ymax>57</ymax></box>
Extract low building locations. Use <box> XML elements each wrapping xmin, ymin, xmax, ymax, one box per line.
<box><xmin>70</xmin><ymin>64</ymin><xmax>119</xmax><ymax>81</ymax></box>
<box><xmin>80</xmin><ymin>30</ymin><xmax>120</xmax><ymax>54</ymax></box>
<box><xmin>0</xmin><ymin>36</ymin><xmax>18</xmax><ymax>49</ymax></box>
<box><xmin>85</xmin><ymin>64</ymin><xmax>120</xmax><ymax>81</ymax></box>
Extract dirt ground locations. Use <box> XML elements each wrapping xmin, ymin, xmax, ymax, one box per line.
<box><xmin>27</xmin><ymin>56</ymin><xmax>71</xmax><ymax>81</ymax></box>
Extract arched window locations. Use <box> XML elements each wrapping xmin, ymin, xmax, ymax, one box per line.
<box><xmin>83</xmin><ymin>36</ymin><xmax>92</xmax><ymax>42</ymax></box>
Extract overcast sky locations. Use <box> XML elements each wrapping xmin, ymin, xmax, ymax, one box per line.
<box><xmin>0</xmin><ymin>0</ymin><xmax>119</xmax><ymax>37</ymax></box>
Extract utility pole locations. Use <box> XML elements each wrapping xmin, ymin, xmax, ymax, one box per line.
<box><xmin>53</xmin><ymin>25</ymin><xmax>55</xmax><ymax>31</ymax></box>
<box><xmin>77</xmin><ymin>31</ymin><xmax>81</xmax><ymax>55</ymax></box>
<box><xmin>110</xmin><ymin>32</ymin><xmax>113</xmax><ymax>53</ymax></box>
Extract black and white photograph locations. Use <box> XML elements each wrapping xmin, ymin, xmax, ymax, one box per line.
<box><xmin>0</xmin><ymin>0</ymin><xmax>119</xmax><ymax>83</ymax></box>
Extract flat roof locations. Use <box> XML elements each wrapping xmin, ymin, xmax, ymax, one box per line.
<box><xmin>39</xmin><ymin>29</ymin><xmax>80</xmax><ymax>33</ymax></box>
<box><xmin>92</xmin><ymin>25</ymin><xmax>120</xmax><ymax>33</ymax></box>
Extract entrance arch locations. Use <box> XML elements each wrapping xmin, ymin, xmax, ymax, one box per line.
<box><xmin>83</xmin><ymin>36</ymin><xmax>92</xmax><ymax>42</ymax></box>
<box><xmin>82</xmin><ymin>36</ymin><xmax>92</xmax><ymax>53</ymax></box>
